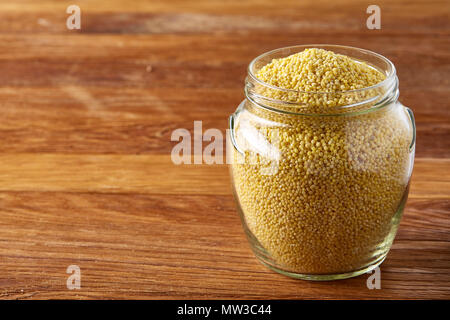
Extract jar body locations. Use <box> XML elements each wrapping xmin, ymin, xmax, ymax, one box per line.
<box><xmin>229</xmin><ymin>99</ymin><xmax>415</xmax><ymax>280</ymax></box>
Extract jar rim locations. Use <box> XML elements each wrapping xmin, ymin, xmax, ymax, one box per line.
<box><xmin>248</xmin><ymin>44</ymin><xmax>397</xmax><ymax>95</ymax></box>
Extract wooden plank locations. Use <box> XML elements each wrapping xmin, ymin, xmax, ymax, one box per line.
<box><xmin>0</xmin><ymin>34</ymin><xmax>447</xmax><ymax>90</ymax></box>
<box><xmin>0</xmin><ymin>85</ymin><xmax>448</xmax><ymax>158</ymax></box>
<box><xmin>0</xmin><ymin>192</ymin><xmax>448</xmax><ymax>299</ymax></box>
<box><xmin>0</xmin><ymin>32</ymin><xmax>447</xmax><ymax>158</ymax></box>
<box><xmin>0</xmin><ymin>155</ymin><xmax>446</xmax><ymax>198</ymax></box>
<box><xmin>0</xmin><ymin>154</ymin><xmax>230</xmax><ymax>195</ymax></box>
<box><xmin>0</xmin><ymin>0</ymin><xmax>448</xmax><ymax>36</ymax></box>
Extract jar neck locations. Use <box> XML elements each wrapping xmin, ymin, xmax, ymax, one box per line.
<box><xmin>244</xmin><ymin>45</ymin><xmax>398</xmax><ymax>116</ymax></box>
<box><xmin>245</xmin><ymin>75</ymin><xmax>399</xmax><ymax>116</ymax></box>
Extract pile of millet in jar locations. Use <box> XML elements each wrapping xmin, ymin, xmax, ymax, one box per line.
<box><xmin>232</xmin><ymin>48</ymin><xmax>412</xmax><ymax>274</ymax></box>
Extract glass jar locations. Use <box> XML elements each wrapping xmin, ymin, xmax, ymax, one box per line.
<box><xmin>228</xmin><ymin>45</ymin><xmax>416</xmax><ymax>280</ymax></box>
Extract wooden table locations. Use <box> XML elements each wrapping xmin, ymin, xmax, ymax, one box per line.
<box><xmin>0</xmin><ymin>0</ymin><xmax>449</xmax><ymax>299</ymax></box>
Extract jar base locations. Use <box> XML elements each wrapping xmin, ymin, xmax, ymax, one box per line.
<box><xmin>255</xmin><ymin>254</ymin><xmax>387</xmax><ymax>281</ymax></box>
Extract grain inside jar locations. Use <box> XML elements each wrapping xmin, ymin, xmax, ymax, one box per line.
<box><xmin>231</xmin><ymin>48</ymin><xmax>413</xmax><ymax>276</ymax></box>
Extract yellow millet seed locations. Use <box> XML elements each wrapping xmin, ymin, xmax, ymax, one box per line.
<box><xmin>232</xmin><ymin>48</ymin><xmax>412</xmax><ymax>275</ymax></box>
<box><xmin>258</xmin><ymin>48</ymin><xmax>385</xmax><ymax>93</ymax></box>
<box><xmin>255</xmin><ymin>48</ymin><xmax>386</xmax><ymax>111</ymax></box>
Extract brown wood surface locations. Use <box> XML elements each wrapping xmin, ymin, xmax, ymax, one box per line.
<box><xmin>0</xmin><ymin>0</ymin><xmax>449</xmax><ymax>299</ymax></box>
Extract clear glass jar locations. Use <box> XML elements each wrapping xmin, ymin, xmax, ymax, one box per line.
<box><xmin>228</xmin><ymin>45</ymin><xmax>416</xmax><ymax>280</ymax></box>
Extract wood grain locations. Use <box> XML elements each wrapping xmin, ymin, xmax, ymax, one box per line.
<box><xmin>0</xmin><ymin>0</ymin><xmax>449</xmax><ymax>299</ymax></box>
